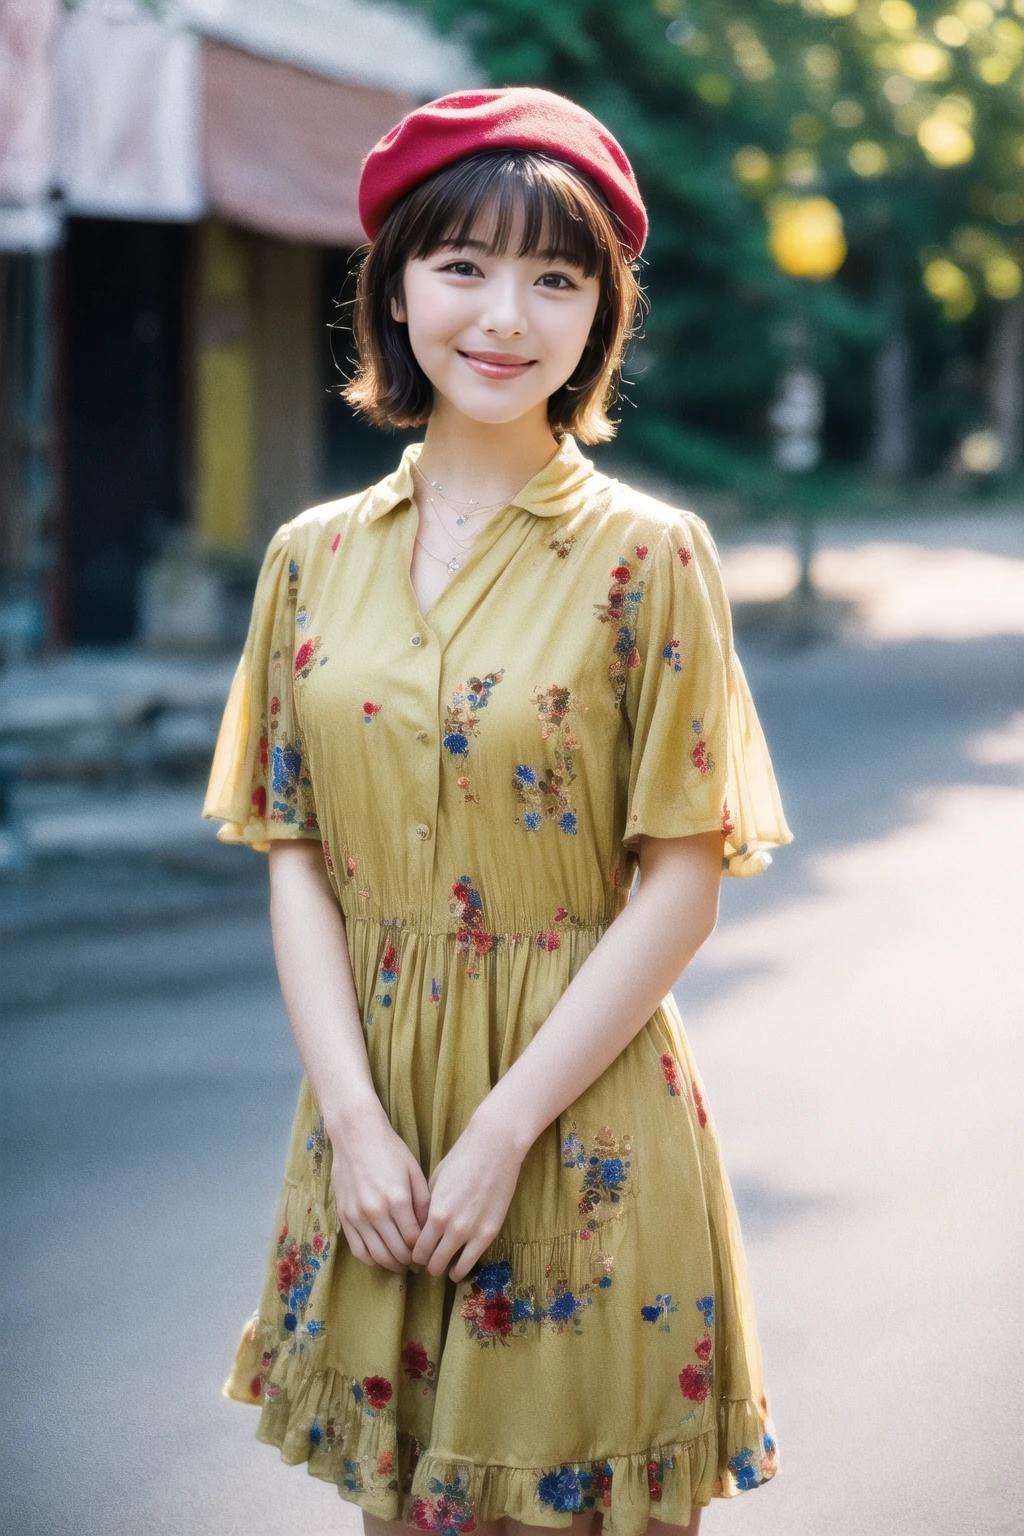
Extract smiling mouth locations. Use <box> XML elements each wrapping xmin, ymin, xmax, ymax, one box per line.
<box><xmin>458</xmin><ymin>351</ymin><xmax>538</xmax><ymax>377</ymax></box>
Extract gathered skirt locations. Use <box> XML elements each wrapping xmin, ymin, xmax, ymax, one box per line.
<box><xmin>223</xmin><ymin>914</ymin><xmax>779</xmax><ymax>1535</ymax></box>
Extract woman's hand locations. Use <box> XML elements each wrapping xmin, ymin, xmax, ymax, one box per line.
<box><xmin>326</xmin><ymin>1101</ymin><xmax>432</xmax><ymax>1275</ymax></box>
<box><xmin>410</xmin><ymin>1108</ymin><xmax>528</xmax><ymax>1283</ymax></box>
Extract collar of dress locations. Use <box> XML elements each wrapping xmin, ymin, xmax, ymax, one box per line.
<box><xmin>357</xmin><ymin>432</ymin><xmax>609</xmax><ymax>524</ymax></box>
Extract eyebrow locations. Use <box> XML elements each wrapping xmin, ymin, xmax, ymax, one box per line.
<box><xmin>434</xmin><ymin>237</ymin><xmax>583</xmax><ymax>265</ymax></box>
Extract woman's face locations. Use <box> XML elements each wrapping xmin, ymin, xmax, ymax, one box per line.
<box><xmin>391</xmin><ymin>209</ymin><xmax>603</xmax><ymax>427</ymax></box>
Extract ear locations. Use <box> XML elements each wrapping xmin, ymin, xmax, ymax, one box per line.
<box><xmin>390</xmin><ymin>292</ymin><xmax>406</xmax><ymax>324</ymax></box>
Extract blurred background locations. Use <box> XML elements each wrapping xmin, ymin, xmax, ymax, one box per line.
<box><xmin>1</xmin><ymin>1</ymin><xmax>1021</xmax><ymax>1533</ymax></box>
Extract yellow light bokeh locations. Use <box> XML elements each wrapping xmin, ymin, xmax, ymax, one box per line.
<box><xmin>880</xmin><ymin>0</ymin><xmax>918</xmax><ymax>34</ymax></box>
<box><xmin>767</xmin><ymin>196</ymin><xmax>848</xmax><ymax>278</ymax></box>
<box><xmin>934</xmin><ymin>14</ymin><xmax>970</xmax><ymax>45</ymax></box>
<box><xmin>917</xmin><ymin>113</ymin><xmax>975</xmax><ymax>165</ymax></box>
<box><xmin>849</xmin><ymin>140</ymin><xmax>890</xmax><ymax>175</ymax></box>
<box><xmin>897</xmin><ymin>40</ymin><xmax>953</xmax><ymax>78</ymax></box>
<box><xmin>694</xmin><ymin>71</ymin><xmax>733</xmax><ymax>104</ymax></box>
<box><xmin>733</xmin><ymin>145</ymin><xmax>774</xmax><ymax>183</ymax></box>
<box><xmin>983</xmin><ymin>255</ymin><xmax>1023</xmax><ymax>297</ymax></box>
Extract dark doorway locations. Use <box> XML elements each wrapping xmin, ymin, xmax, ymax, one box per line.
<box><xmin>66</xmin><ymin>218</ymin><xmax>186</xmax><ymax>644</ymax></box>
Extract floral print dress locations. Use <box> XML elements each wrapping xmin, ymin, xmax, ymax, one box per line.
<box><xmin>204</xmin><ymin>432</ymin><xmax>792</xmax><ymax>1535</ymax></box>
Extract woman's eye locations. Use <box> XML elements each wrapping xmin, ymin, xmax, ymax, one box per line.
<box><xmin>443</xmin><ymin>261</ymin><xmax>479</xmax><ymax>277</ymax></box>
<box><xmin>538</xmin><ymin>273</ymin><xmax>578</xmax><ymax>290</ymax></box>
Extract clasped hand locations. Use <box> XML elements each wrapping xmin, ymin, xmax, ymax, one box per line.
<box><xmin>327</xmin><ymin>1102</ymin><xmax>525</xmax><ymax>1284</ymax></box>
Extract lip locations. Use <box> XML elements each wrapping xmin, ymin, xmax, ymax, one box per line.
<box><xmin>458</xmin><ymin>350</ymin><xmax>537</xmax><ymax>379</ymax></box>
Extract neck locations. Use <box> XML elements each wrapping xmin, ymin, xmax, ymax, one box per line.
<box><xmin>416</xmin><ymin>399</ymin><xmax>563</xmax><ymax>506</ymax></box>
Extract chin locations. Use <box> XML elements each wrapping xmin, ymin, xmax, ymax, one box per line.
<box><xmin>441</xmin><ymin>383</ymin><xmax>553</xmax><ymax>427</ymax></box>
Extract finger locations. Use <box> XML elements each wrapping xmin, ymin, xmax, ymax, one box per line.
<box><xmin>342</xmin><ymin>1218</ymin><xmax>373</xmax><ymax>1266</ymax></box>
<box><xmin>394</xmin><ymin>1179</ymin><xmax>428</xmax><ymax>1250</ymax></box>
<box><xmin>410</xmin><ymin>1213</ymin><xmax>445</xmax><ymax>1269</ymax></box>
<box><xmin>375</xmin><ymin>1213</ymin><xmax>415</xmax><ymax>1268</ymax></box>
<box><xmin>448</xmin><ymin>1233</ymin><xmax>494</xmax><ymax>1285</ymax></box>
<box><xmin>361</xmin><ymin>1224</ymin><xmax>406</xmax><ymax>1273</ymax></box>
<box><xmin>407</xmin><ymin>1166</ymin><xmax>433</xmax><ymax>1231</ymax></box>
<box><xmin>425</xmin><ymin>1224</ymin><xmax>468</xmax><ymax>1279</ymax></box>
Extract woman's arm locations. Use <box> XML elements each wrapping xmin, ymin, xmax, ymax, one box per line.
<box><xmin>268</xmin><ymin>841</ymin><xmax>431</xmax><ymax>1272</ymax></box>
<box><xmin>410</xmin><ymin>828</ymin><xmax>724</xmax><ymax>1282</ymax></box>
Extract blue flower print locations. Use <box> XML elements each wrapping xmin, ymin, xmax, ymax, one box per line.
<box><xmin>697</xmin><ymin>1295</ymin><xmax>715</xmax><ymax>1328</ymax></box>
<box><xmin>559</xmin><ymin>810</ymin><xmax>578</xmax><ymax>835</ymax></box>
<box><xmin>524</xmin><ymin>812</ymin><xmax>542</xmax><ymax>830</ymax></box>
<box><xmin>538</xmin><ymin>1467</ymin><xmax>584</xmax><ymax>1512</ymax></box>
<box><xmin>641</xmin><ymin>1293</ymin><xmax>678</xmax><ymax>1329</ymax></box>
<box><xmin>309</xmin><ymin>1423</ymin><xmax>322</xmax><ymax>1445</ymax></box>
<box><xmin>271</xmin><ymin>744</ymin><xmax>302</xmax><ymax>795</ymax></box>
<box><xmin>728</xmin><ymin>1447</ymin><xmax>760</xmax><ymax>1490</ymax></box>
<box><xmin>548</xmin><ymin>1290</ymin><xmax>585</xmax><ymax>1323</ymax></box>
<box><xmin>476</xmin><ymin>1261</ymin><xmax>513</xmax><ymax>1296</ymax></box>
<box><xmin>442</xmin><ymin>670</ymin><xmax>505</xmax><ymax>768</ymax></box>
<box><xmin>514</xmin><ymin>764</ymin><xmax>536</xmax><ymax>785</ymax></box>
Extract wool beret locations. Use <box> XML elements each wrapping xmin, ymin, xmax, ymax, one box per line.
<box><xmin>358</xmin><ymin>86</ymin><xmax>647</xmax><ymax>260</ymax></box>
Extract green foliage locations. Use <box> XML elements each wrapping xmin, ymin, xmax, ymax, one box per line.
<box><xmin>397</xmin><ymin>0</ymin><xmax>1024</xmax><ymax>500</ymax></box>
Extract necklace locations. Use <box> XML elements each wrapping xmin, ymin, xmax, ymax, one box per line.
<box><xmin>412</xmin><ymin>460</ymin><xmax>510</xmax><ymax>525</ymax></box>
<box><xmin>414</xmin><ymin>530</ymin><xmax>464</xmax><ymax>574</ymax></box>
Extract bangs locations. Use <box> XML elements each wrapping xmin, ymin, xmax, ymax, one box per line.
<box><xmin>402</xmin><ymin>151</ymin><xmax>617</xmax><ymax>279</ymax></box>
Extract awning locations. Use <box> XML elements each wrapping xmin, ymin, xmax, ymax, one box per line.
<box><xmin>203</xmin><ymin>41</ymin><xmax>412</xmax><ymax>248</ymax></box>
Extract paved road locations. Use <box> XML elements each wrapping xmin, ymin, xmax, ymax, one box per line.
<box><xmin>3</xmin><ymin>515</ymin><xmax>1022</xmax><ymax>1536</ymax></box>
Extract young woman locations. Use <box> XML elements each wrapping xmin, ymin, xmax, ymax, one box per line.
<box><xmin>204</xmin><ymin>86</ymin><xmax>792</xmax><ymax>1536</ymax></box>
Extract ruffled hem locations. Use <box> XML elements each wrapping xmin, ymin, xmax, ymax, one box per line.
<box><xmin>224</xmin><ymin>1316</ymin><xmax>778</xmax><ymax>1535</ymax></box>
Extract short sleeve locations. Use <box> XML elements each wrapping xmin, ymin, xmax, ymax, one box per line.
<box><xmin>622</xmin><ymin>513</ymin><xmax>793</xmax><ymax>876</ymax></box>
<box><xmin>202</xmin><ymin>525</ymin><xmax>321</xmax><ymax>851</ymax></box>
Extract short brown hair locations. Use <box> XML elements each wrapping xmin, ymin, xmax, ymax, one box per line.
<box><xmin>338</xmin><ymin>149</ymin><xmax>646</xmax><ymax>445</ymax></box>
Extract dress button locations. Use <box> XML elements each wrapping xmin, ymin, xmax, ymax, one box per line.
<box><xmin>414</xmin><ymin>823</ymin><xmax>431</xmax><ymax>840</ymax></box>
<box><xmin>415</xmin><ymin>729</ymin><xmax>429</xmax><ymax>742</ymax></box>
<box><xmin>410</xmin><ymin>633</ymin><xmax>423</xmax><ymax>646</ymax></box>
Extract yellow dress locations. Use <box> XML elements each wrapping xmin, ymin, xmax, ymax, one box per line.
<box><xmin>204</xmin><ymin>432</ymin><xmax>793</xmax><ymax>1535</ymax></box>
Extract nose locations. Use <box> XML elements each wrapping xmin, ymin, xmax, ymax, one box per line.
<box><xmin>478</xmin><ymin>273</ymin><xmax>528</xmax><ymax>339</ymax></box>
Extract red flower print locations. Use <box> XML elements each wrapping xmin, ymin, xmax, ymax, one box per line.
<box><xmin>277</xmin><ymin>1242</ymin><xmax>303</xmax><ymax>1296</ymax></box>
<box><xmin>635</xmin><ymin>545</ymin><xmax>648</xmax><ymax>559</ymax></box>
<box><xmin>362</xmin><ymin>1375</ymin><xmax>393</xmax><ymax>1409</ymax></box>
<box><xmin>451</xmin><ymin>880</ymin><xmax>470</xmax><ymax>903</ymax></box>
<box><xmin>678</xmin><ymin>546</ymin><xmax>692</xmax><ymax>566</ymax></box>
<box><xmin>249</xmin><ymin>1375</ymin><xmax>262</xmax><ymax>1398</ymax></box>
<box><xmin>692</xmin><ymin>739</ymin><xmax>712</xmax><ymax>775</ymax></box>
<box><xmin>270</xmin><ymin>696</ymin><xmax>280</xmax><ymax>717</ymax></box>
<box><xmin>312</xmin><ymin>1231</ymin><xmax>324</xmax><ymax>1255</ymax></box>
<box><xmin>695</xmin><ymin>1330</ymin><xmax>713</xmax><ymax>1360</ymax></box>
<box><xmin>294</xmin><ymin>640</ymin><xmax>315</xmax><ymax>676</ymax></box>
<box><xmin>330</xmin><ymin>533</ymin><xmax>340</xmax><ymax>553</ymax></box>
<box><xmin>647</xmin><ymin>1460</ymin><xmax>663</xmax><ymax>1500</ymax></box>
<box><xmin>679</xmin><ymin>1364</ymin><xmax>709</xmax><ymax>1401</ymax></box>
<box><xmin>481</xmin><ymin>1294</ymin><xmax>513</xmax><ymax>1336</ymax></box>
<box><xmin>554</xmin><ymin>907</ymin><xmax>568</xmax><ymax>922</ymax></box>
<box><xmin>580</xmin><ymin>1229</ymin><xmax>591</xmax><ymax>1240</ymax></box>
<box><xmin>401</xmin><ymin>1341</ymin><xmax>430</xmax><ymax>1380</ymax></box>
<box><xmin>661</xmin><ymin>1053</ymin><xmax>680</xmax><ymax>1096</ymax></box>
<box><xmin>258</xmin><ymin>733</ymin><xmax>269</xmax><ymax>771</ymax></box>
<box><xmin>363</xmin><ymin>701</ymin><xmax>381</xmax><ymax>718</ymax></box>
<box><xmin>611</xmin><ymin>563</ymin><xmax>631</xmax><ymax>582</ymax></box>
<box><xmin>250</xmin><ymin>786</ymin><xmax>267</xmax><ymax>819</ymax></box>
<box><xmin>381</xmin><ymin>941</ymin><xmax>398</xmax><ymax>973</ymax></box>
<box><xmin>278</xmin><ymin>1223</ymin><xmax>288</xmax><ymax>1243</ymax></box>
<box><xmin>722</xmin><ymin>801</ymin><xmax>735</xmax><ymax>838</ymax></box>
<box><xmin>471</xmin><ymin>930</ymin><xmax>494</xmax><ymax>956</ymax></box>
<box><xmin>692</xmin><ymin>1081</ymin><xmax>708</xmax><ymax>1128</ymax></box>
<box><xmin>378</xmin><ymin>1450</ymin><xmax>394</xmax><ymax>1475</ymax></box>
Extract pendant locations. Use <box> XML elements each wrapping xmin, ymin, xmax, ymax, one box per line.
<box><xmin>456</xmin><ymin>516</ymin><xmax>465</xmax><ymax>525</ymax></box>
<box><xmin>446</xmin><ymin>556</ymin><xmax>460</xmax><ymax>573</ymax></box>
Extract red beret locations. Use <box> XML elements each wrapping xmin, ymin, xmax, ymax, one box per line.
<box><xmin>358</xmin><ymin>86</ymin><xmax>647</xmax><ymax>260</ymax></box>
